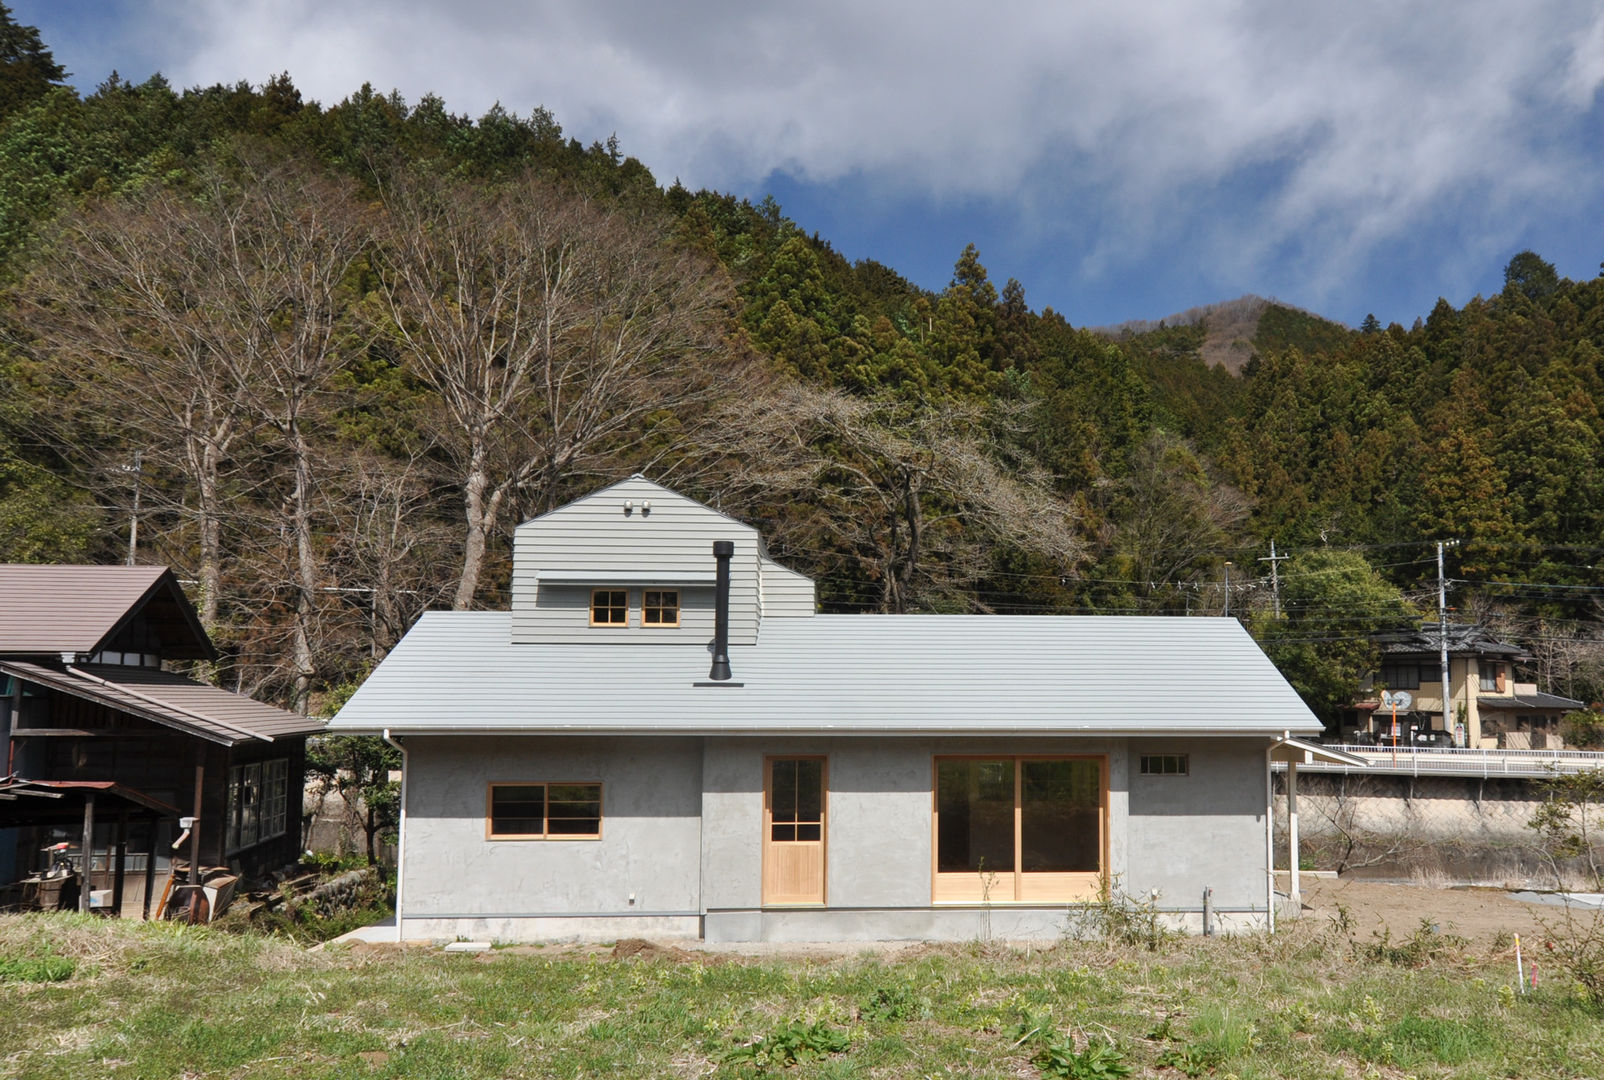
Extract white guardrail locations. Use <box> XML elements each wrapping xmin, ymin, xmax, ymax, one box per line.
<box><xmin>1278</xmin><ymin>744</ymin><xmax>1604</xmax><ymax>779</ymax></box>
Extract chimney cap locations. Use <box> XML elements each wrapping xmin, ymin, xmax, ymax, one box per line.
<box><xmin>713</xmin><ymin>540</ymin><xmax>735</xmax><ymax>556</ymax></box>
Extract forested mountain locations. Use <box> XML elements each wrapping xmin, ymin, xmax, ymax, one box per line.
<box><xmin>3</xmin><ymin>7</ymin><xmax>1603</xmax><ymax>721</ymax></box>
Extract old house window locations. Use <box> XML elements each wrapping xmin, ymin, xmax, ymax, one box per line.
<box><xmin>932</xmin><ymin>757</ymin><xmax>1104</xmax><ymax>903</ymax></box>
<box><xmin>1480</xmin><ymin>664</ymin><xmax>1502</xmax><ymax>692</ymax></box>
<box><xmin>1379</xmin><ymin>661</ymin><xmax>1421</xmax><ymax>690</ymax></box>
<box><xmin>226</xmin><ymin>758</ymin><xmax>290</xmax><ymax>853</ymax></box>
<box><xmin>487</xmin><ymin>782</ymin><xmax>603</xmax><ymax>839</ymax></box>
<box><xmin>642</xmin><ymin>589</ymin><xmax>680</xmax><ymax>627</ymax></box>
<box><xmin>590</xmin><ymin>589</ymin><xmax>628</xmax><ymax>626</ymax></box>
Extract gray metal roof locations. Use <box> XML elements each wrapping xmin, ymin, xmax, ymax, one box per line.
<box><xmin>0</xmin><ymin>564</ymin><xmax>213</xmax><ymax>660</ymax></box>
<box><xmin>1376</xmin><ymin>623</ymin><xmax>1526</xmax><ymax>660</ymax></box>
<box><xmin>1478</xmin><ymin>691</ymin><xmax>1584</xmax><ymax>712</ymax></box>
<box><xmin>0</xmin><ymin>661</ymin><xmax>324</xmax><ymax>745</ymax></box>
<box><xmin>330</xmin><ymin>612</ymin><xmax>1320</xmax><ymax>737</ymax></box>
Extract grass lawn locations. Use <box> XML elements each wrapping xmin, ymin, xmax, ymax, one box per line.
<box><xmin>2</xmin><ymin>911</ymin><xmax>1602</xmax><ymax>1079</ymax></box>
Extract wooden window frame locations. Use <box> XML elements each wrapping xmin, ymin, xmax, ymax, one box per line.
<box><xmin>225</xmin><ymin>757</ymin><xmax>291</xmax><ymax>855</ymax></box>
<box><xmin>1138</xmin><ymin>754</ymin><xmax>1189</xmax><ymax>776</ymax></box>
<box><xmin>930</xmin><ymin>755</ymin><xmax>1106</xmax><ymax>904</ymax></box>
<box><xmin>589</xmin><ymin>589</ymin><xmax>629</xmax><ymax>627</ymax></box>
<box><xmin>642</xmin><ymin>589</ymin><xmax>681</xmax><ymax>628</ymax></box>
<box><xmin>485</xmin><ymin>781</ymin><xmax>604</xmax><ymax>841</ymax></box>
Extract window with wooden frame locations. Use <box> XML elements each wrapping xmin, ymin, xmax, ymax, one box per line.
<box><xmin>1139</xmin><ymin>754</ymin><xmax>1189</xmax><ymax>776</ymax></box>
<box><xmin>642</xmin><ymin>589</ymin><xmax>680</xmax><ymax>627</ymax></box>
<box><xmin>487</xmin><ymin>782</ymin><xmax>603</xmax><ymax>839</ymax></box>
<box><xmin>589</xmin><ymin>589</ymin><xmax>628</xmax><ymax>626</ymax></box>
<box><xmin>225</xmin><ymin>758</ymin><xmax>291</xmax><ymax>854</ymax></box>
<box><xmin>932</xmin><ymin>756</ymin><xmax>1104</xmax><ymax>903</ymax></box>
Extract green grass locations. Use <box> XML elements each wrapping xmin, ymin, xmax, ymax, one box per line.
<box><xmin>2</xmin><ymin>913</ymin><xmax>1603</xmax><ymax>1079</ymax></box>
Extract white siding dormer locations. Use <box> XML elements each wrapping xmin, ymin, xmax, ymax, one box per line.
<box><xmin>510</xmin><ymin>477</ymin><xmax>811</xmax><ymax>645</ymax></box>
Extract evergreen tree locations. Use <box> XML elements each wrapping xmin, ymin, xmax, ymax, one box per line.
<box><xmin>0</xmin><ymin>3</ymin><xmax>66</xmax><ymax>122</ymax></box>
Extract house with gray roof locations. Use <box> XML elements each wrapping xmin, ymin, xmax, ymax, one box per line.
<box><xmin>330</xmin><ymin>476</ymin><xmax>1324</xmax><ymax>942</ymax></box>
<box><xmin>1</xmin><ymin>565</ymin><xmax>322</xmax><ymax>917</ymax></box>
<box><xmin>1351</xmin><ymin>623</ymin><xmax>1584</xmax><ymax>749</ymax></box>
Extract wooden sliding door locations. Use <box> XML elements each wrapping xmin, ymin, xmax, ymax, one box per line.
<box><xmin>763</xmin><ymin>757</ymin><xmax>826</xmax><ymax>905</ymax></box>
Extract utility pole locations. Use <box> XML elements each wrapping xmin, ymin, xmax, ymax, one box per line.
<box><xmin>1223</xmin><ymin>561</ymin><xmax>1233</xmax><ymax>618</ymax></box>
<box><xmin>125</xmin><ymin>450</ymin><xmax>143</xmax><ymax>566</ymax></box>
<box><xmin>1438</xmin><ymin>540</ymin><xmax>1452</xmax><ymax>742</ymax></box>
<box><xmin>1258</xmin><ymin>540</ymin><xmax>1288</xmax><ymax>617</ymax></box>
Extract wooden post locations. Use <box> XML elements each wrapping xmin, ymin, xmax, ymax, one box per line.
<box><xmin>189</xmin><ymin>752</ymin><xmax>204</xmax><ymax>886</ymax></box>
<box><xmin>141</xmin><ymin>814</ymin><xmax>157</xmax><ymax>921</ymax></box>
<box><xmin>78</xmin><ymin>792</ymin><xmax>96</xmax><ymax>914</ymax></box>
<box><xmin>112</xmin><ymin>810</ymin><xmax>129</xmax><ymax>917</ymax></box>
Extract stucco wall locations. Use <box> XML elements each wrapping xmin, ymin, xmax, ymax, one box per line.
<box><xmin>399</xmin><ymin>736</ymin><xmax>703</xmax><ymax>922</ymax></box>
<box><xmin>1125</xmin><ymin>737</ymin><xmax>1270</xmax><ymax>911</ymax></box>
<box><xmin>399</xmin><ymin>734</ymin><xmax>1271</xmax><ymax>942</ymax></box>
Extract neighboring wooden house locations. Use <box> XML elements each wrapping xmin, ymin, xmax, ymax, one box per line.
<box><xmin>0</xmin><ymin>565</ymin><xmax>323</xmax><ymax>915</ymax></box>
<box><xmin>330</xmin><ymin>477</ymin><xmax>1326</xmax><ymax>943</ymax></box>
<box><xmin>1346</xmin><ymin>623</ymin><xmax>1582</xmax><ymax>748</ymax></box>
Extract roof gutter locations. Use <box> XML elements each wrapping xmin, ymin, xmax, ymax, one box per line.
<box><xmin>327</xmin><ymin>723</ymin><xmax>1326</xmax><ymax>738</ymax></box>
<box><xmin>65</xmin><ymin>665</ymin><xmax>272</xmax><ymax>743</ymax></box>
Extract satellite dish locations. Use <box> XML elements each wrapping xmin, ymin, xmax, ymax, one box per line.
<box><xmin>1380</xmin><ymin>690</ymin><xmax>1412</xmax><ymax>711</ymax></box>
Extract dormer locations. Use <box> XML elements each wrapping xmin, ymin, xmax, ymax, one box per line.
<box><xmin>510</xmin><ymin>477</ymin><xmax>814</xmax><ymax>646</ymax></box>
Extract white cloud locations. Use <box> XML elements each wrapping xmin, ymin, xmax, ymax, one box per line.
<box><xmin>129</xmin><ymin>1</ymin><xmax>1604</xmax><ymax>304</ymax></box>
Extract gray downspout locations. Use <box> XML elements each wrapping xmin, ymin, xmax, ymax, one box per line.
<box><xmin>383</xmin><ymin>729</ymin><xmax>407</xmax><ymax>944</ymax></box>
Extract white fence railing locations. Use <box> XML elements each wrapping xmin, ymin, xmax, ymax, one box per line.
<box><xmin>1277</xmin><ymin>744</ymin><xmax>1604</xmax><ymax>779</ymax></box>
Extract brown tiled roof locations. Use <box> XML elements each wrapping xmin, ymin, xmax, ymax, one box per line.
<box><xmin>0</xmin><ymin>565</ymin><xmax>212</xmax><ymax>659</ymax></box>
<box><xmin>0</xmin><ymin>661</ymin><xmax>323</xmax><ymax>745</ymax></box>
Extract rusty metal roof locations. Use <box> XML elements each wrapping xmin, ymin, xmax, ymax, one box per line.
<box><xmin>0</xmin><ymin>660</ymin><xmax>323</xmax><ymax>745</ymax></box>
<box><xmin>0</xmin><ymin>779</ymin><xmax>182</xmax><ymax>827</ymax></box>
<box><xmin>0</xmin><ymin>565</ymin><xmax>213</xmax><ymax>660</ymax></box>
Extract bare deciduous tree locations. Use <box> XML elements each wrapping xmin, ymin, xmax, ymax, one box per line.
<box><xmin>376</xmin><ymin>168</ymin><xmax>737</xmax><ymax>609</ymax></box>
<box><xmin>710</xmin><ymin>379</ymin><xmax>1083</xmax><ymax>612</ymax></box>
<box><xmin>20</xmin><ymin>176</ymin><xmax>263</xmax><ymax>629</ymax></box>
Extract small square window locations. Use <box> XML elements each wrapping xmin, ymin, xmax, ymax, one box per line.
<box><xmin>643</xmin><ymin>589</ymin><xmax>680</xmax><ymax>627</ymax></box>
<box><xmin>590</xmin><ymin>589</ymin><xmax>628</xmax><ymax>626</ymax></box>
<box><xmin>1139</xmin><ymin>754</ymin><xmax>1189</xmax><ymax>776</ymax></box>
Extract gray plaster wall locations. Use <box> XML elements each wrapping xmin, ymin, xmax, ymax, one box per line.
<box><xmin>398</xmin><ymin>735</ymin><xmax>703</xmax><ymax>924</ymax></box>
<box><xmin>399</xmin><ymin>734</ymin><xmax>1272</xmax><ymax>942</ymax></box>
<box><xmin>700</xmin><ymin>737</ymin><xmax>1134</xmax><ymax>934</ymax></box>
<box><xmin>1124</xmin><ymin>737</ymin><xmax>1270</xmax><ymax>912</ymax></box>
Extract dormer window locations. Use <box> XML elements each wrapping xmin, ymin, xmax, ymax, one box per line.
<box><xmin>643</xmin><ymin>590</ymin><xmax>680</xmax><ymax>627</ymax></box>
<box><xmin>590</xmin><ymin>589</ymin><xmax>628</xmax><ymax>626</ymax></box>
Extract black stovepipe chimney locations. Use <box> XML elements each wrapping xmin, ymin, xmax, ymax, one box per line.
<box><xmin>709</xmin><ymin>540</ymin><xmax>734</xmax><ymax>681</ymax></box>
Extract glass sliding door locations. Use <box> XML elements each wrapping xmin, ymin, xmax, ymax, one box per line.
<box><xmin>932</xmin><ymin>756</ymin><xmax>1105</xmax><ymax>902</ymax></box>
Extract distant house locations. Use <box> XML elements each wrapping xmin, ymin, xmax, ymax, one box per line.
<box><xmin>330</xmin><ymin>476</ymin><xmax>1326</xmax><ymax>943</ymax></box>
<box><xmin>0</xmin><ymin>566</ymin><xmax>322</xmax><ymax>915</ymax></box>
<box><xmin>1347</xmin><ymin>623</ymin><xmax>1582</xmax><ymax>749</ymax></box>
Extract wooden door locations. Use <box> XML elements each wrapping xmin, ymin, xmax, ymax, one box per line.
<box><xmin>763</xmin><ymin>757</ymin><xmax>826</xmax><ymax>905</ymax></box>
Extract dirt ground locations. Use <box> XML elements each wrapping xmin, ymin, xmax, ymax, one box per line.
<box><xmin>1294</xmin><ymin>876</ymin><xmax>1563</xmax><ymax>943</ymax></box>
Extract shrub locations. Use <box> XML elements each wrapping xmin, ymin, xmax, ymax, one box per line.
<box><xmin>1562</xmin><ymin>710</ymin><xmax>1604</xmax><ymax>750</ymax></box>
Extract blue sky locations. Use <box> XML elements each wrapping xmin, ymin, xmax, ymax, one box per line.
<box><xmin>16</xmin><ymin>0</ymin><xmax>1604</xmax><ymax>329</ymax></box>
